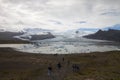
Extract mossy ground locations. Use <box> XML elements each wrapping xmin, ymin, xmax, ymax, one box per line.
<box><xmin>0</xmin><ymin>48</ymin><xmax>120</xmax><ymax>80</ymax></box>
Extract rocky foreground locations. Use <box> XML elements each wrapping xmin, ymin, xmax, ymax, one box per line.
<box><xmin>0</xmin><ymin>48</ymin><xmax>120</xmax><ymax>80</ymax></box>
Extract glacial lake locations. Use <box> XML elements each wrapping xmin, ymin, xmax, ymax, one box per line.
<box><xmin>0</xmin><ymin>36</ymin><xmax>120</xmax><ymax>54</ymax></box>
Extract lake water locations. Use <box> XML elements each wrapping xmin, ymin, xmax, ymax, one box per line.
<box><xmin>0</xmin><ymin>36</ymin><xmax>120</xmax><ymax>54</ymax></box>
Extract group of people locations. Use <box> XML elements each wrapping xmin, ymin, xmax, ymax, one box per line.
<box><xmin>47</xmin><ymin>62</ymin><xmax>62</xmax><ymax>76</ymax></box>
<box><xmin>72</xmin><ymin>64</ymin><xmax>80</xmax><ymax>72</ymax></box>
<box><xmin>47</xmin><ymin>57</ymin><xmax>80</xmax><ymax>77</ymax></box>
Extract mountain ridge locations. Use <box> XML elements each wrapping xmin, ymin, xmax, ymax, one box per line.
<box><xmin>0</xmin><ymin>31</ymin><xmax>55</xmax><ymax>43</ymax></box>
<box><xmin>84</xmin><ymin>29</ymin><xmax>120</xmax><ymax>42</ymax></box>
<box><xmin>104</xmin><ymin>24</ymin><xmax>120</xmax><ymax>30</ymax></box>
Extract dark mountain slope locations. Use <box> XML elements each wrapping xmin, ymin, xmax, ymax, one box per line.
<box><xmin>0</xmin><ymin>31</ymin><xmax>55</xmax><ymax>43</ymax></box>
<box><xmin>84</xmin><ymin>29</ymin><xmax>120</xmax><ymax>42</ymax></box>
<box><xmin>0</xmin><ymin>32</ymin><xmax>23</xmax><ymax>40</ymax></box>
<box><xmin>0</xmin><ymin>32</ymin><xmax>29</xmax><ymax>44</ymax></box>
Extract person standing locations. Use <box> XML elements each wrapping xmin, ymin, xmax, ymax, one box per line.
<box><xmin>57</xmin><ymin>62</ymin><xmax>62</xmax><ymax>70</ymax></box>
<box><xmin>62</xmin><ymin>57</ymin><xmax>64</xmax><ymax>62</ymax></box>
<box><xmin>48</xmin><ymin>65</ymin><xmax>52</xmax><ymax>76</ymax></box>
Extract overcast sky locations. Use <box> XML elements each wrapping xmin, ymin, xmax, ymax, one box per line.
<box><xmin>0</xmin><ymin>0</ymin><xmax>120</xmax><ymax>31</ymax></box>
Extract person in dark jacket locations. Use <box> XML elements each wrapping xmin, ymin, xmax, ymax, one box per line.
<box><xmin>48</xmin><ymin>65</ymin><xmax>52</xmax><ymax>76</ymax></box>
<box><xmin>57</xmin><ymin>62</ymin><xmax>62</xmax><ymax>70</ymax></box>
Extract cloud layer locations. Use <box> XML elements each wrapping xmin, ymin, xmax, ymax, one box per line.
<box><xmin>0</xmin><ymin>0</ymin><xmax>120</xmax><ymax>31</ymax></box>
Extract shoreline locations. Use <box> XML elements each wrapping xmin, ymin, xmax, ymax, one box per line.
<box><xmin>0</xmin><ymin>47</ymin><xmax>120</xmax><ymax>80</ymax></box>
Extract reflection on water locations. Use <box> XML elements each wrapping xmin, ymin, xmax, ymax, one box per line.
<box><xmin>0</xmin><ymin>37</ymin><xmax>120</xmax><ymax>54</ymax></box>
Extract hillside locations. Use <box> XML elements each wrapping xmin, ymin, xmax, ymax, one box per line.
<box><xmin>0</xmin><ymin>32</ymin><xmax>23</xmax><ymax>40</ymax></box>
<box><xmin>84</xmin><ymin>29</ymin><xmax>120</xmax><ymax>42</ymax></box>
<box><xmin>0</xmin><ymin>31</ymin><xmax>55</xmax><ymax>43</ymax></box>
<box><xmin>30</xmin><ymin>32</ymin><xmax>55</xmax><ymax>40</ymax></box>
<box><xmin>0</xmin><ymin>48</ymin><xmax>120</xmax><ymax>80</ymax></box>
<box><xmin>104</xmin><ymin>24</ymin><xmax>120</xmax><ymax>30</ymax></box>
<box><xmin>0</xmin><ymin>32</ymin><xmax>29</xmax><ymax>44</ymax></box>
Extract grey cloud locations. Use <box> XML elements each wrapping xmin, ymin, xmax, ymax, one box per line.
<box><xmin>76</xmin><ymin>21</ymin><xmax>87</xmax><ymax>24</ymax></box>
<box><xmin>3</xmin><ymin>0</ymin><xmax>49</xmax><ymax>4</ymax></box>
<box><xmin>2</xmin><ymin>0</ymin><xmax>49</xmax><ymax>12</ymax></box>
<box><xmin>0</xmin><ymin>0</ymin><xmax>120</xmax><ymax>31</ymax></box>
<box><xmin>100</xmin><ymin>0</ymin><xmax>120</xmax><ymax>5</ymax></box>
<box><xmin>49</xmin><ymin>20</ymin><xmax>62</xmax><ymax>25</ymax></box>
<box><xmin>101</xmin><ymin>11</ymin><xmax>120</xmax><ymax>16</ymax></box>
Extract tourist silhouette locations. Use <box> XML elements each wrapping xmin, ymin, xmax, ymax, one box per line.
<box><xmin>57</xmin><ymin>62</ymin><xmax>62</xmax><ymax>70</ymax></box>
<box><xmin>62</xmin><ymin>57</ymin><xmax>64</xmax><ymax>62</ymax></box>
<box><xmin>48</xmin><ymin>64</ymin><xmax>52</xmax><ymax>76</ymax></box>
<box><xmin>72</xmin><ymin>64</ymin><xmax>80</xmax><ymax>72</ymax></box>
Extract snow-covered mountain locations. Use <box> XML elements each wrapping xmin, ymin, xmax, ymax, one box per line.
<box><xmin>78</xmin><ymin>28</ymin><xmax>98</xmax><ymax>32</ymax></box>
<box><xmin>23</xmin><ymin>28</ymin><xmax>53</xmax><ymax>35</ymax></box>
<box><xmin>104</xmin><ymin>24</ymin><xmax>120</xmax><ymax>30</ymax></box>
<box><xmin>14</xmin><ymin>28</ymin><xmax>55</xmax><ymax>40</ymax></box>
<box><xmin>55</xmin><ymin>29</ymin><xmax>95</xmax><ymax>38</ymax></box>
